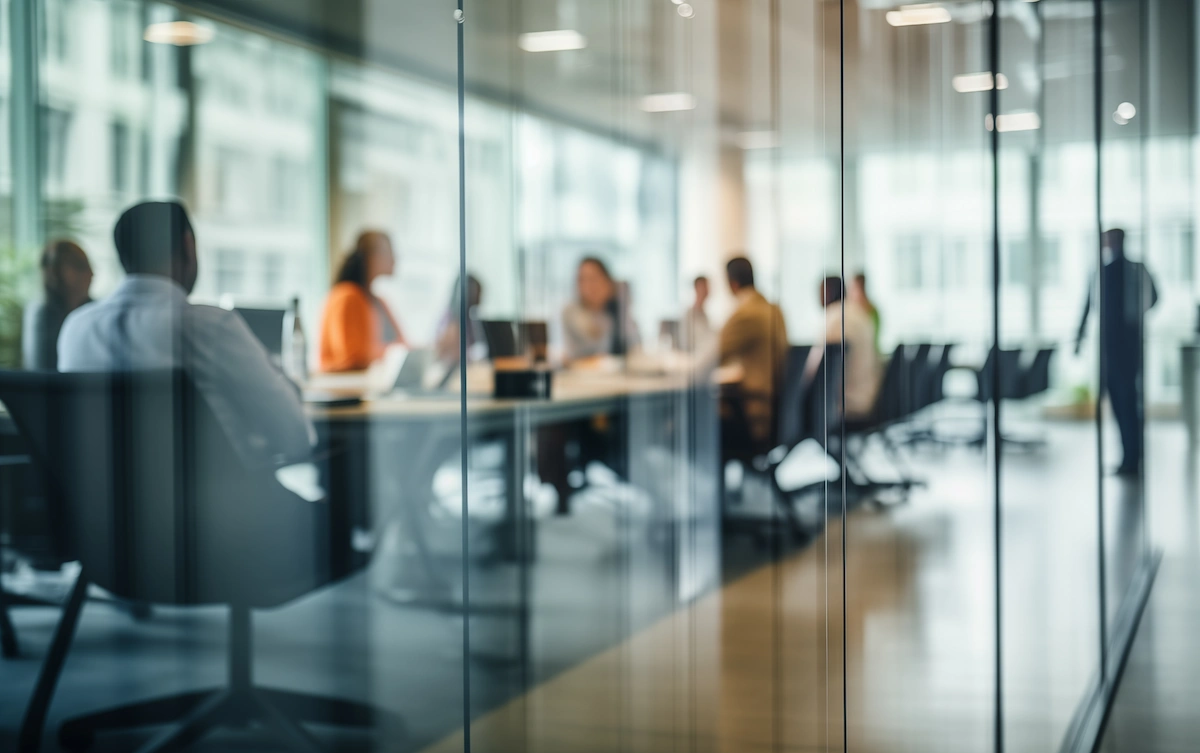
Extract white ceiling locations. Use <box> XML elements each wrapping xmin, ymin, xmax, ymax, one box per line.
<box><xmin>176</xmin><ymin>0</ymin><xmax>1191</xmax><ymax>154</ymax></box>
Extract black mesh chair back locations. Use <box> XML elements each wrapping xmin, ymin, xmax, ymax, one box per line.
<box><xmin>904</xmin><ymin>343</ymin><xmax>932</xmax><ymax>415</ymax></box>
<box><xmin>1023</xmin><ymin>348</ymin><xmax>1054</xmax><ymax>398</ymax></box>
<box><xmin>776</xmin><ymin>344</ymin><xmax>813</xmax><ymax>450</ymax></box>
<box><xmin>929</xmin><ymin>344</ymin><xmax>955</xmax><ymax>404</ymax></box>
<box><xmin>872</xmin><ymin>345</ymin><xmax>909</xmax><ymax>425</ymax></box>
<box><xmin>0</xmin><ymin>369</ymin><xmax>329</xmax><ymax>609</ymax></box>
<box><xmin>977</xmin><ymin>348</ymin><xmax>1023</xmax><ymax>403</ymax></box>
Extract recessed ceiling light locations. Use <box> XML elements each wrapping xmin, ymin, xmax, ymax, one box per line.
<box><xmin>1115</xmin><ymin>102</ymin><xmax>1136</xmax><ymax>120</ymax></box>
<box><xmin>640</xmin><ymin>92</ymin><xmax>696</xmax><ymax>113</ymax></box>
<box><xmin>985</xmin><ymin>111</ymin><xmax>1040</xmax><ymax>132</ymax></box>
<box><xmin>143</xmin><ymin>21</ymin><xmax>214</xmax><ymax>46</ymax></box>
<box><xmin>517</xmin><ymin>30</ymin><xmax>587</xmax><ymax>53</ymax></box>
<box><xmin>677</xmin><ymin>3</ymin><xmax>695</xmax><ymax>18</ymax></box>
<box><xmin>952</xmin><ymin>72</ymin><xmax>1008</xmax><ymax>93</ymax></box>
<box><xmin>737</xmin><ymin>131</ymin><xmax>778</xmax><ymax>150</ymax></box>
<box><xmin>886</xmin><ymin>4</ymin><xmax>952</xmax><ymax>27</ymax></box>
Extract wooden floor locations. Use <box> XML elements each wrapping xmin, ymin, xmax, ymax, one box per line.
<box><xmin>0</xmin><ymin>417</ymin><xmax>1165</xmax><ymax>753</ymax></box>
<box><xmin>1099</xmin><ymin>425</ymin><xmax>1200</xmax><ymax>753</ymax></box>
<box><xmin>421</xmin><ymin>419</ymin><xmax>1156</xmax><ymax>753</ymax></box>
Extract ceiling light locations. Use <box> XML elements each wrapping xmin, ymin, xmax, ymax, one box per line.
<box><xmin>952</xmin><ymin>72</ymin><xmax>1008</xmax><ymax>93</ymax></box>
<box><xmin>737</xmin><ymin>131</ymin><xmax>779</xmax><ymax>150</ymax></box>
<box><xmin>640</xmin><ymin>92</ymin><xmax>696</xmax><ymax>113</ymax></box>
<box><xmin>517</xmin><ymin>30</ymin><xmax>587</xmax><ymax>52</ymax></box>
<box><xmin>143</xmin><ymin>21</ymin><xmax>214</xmax><ymax>46</ymax></box>
<box><xmin>677</xmin><ymin>3</ymin><xmax>695</xmax><ymax>18</ymax></box>
<box><xmin>1115</xmin><ymin>101</ymin><xmax>1136</xmax><ymax>120</ymax></box>
<box><xmin>886</xmin><ymin>4</ymin><xmax>952</xmax><ymax>27</ymax></box>
<box><xmin>985</xmin><ymin>111</ymin><xmax>1040</xmax><ymax>132</ymax></box>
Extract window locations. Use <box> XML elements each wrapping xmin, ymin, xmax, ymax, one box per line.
<box><xmin>272</xmin><ymin>157</ymin><xmax>307</xmax><ymax>220</ymax></box>
<box><xmin>895</xmin><ymin>236</ymin><xmax>925</xmax><ymax>290</ymax></box>
<box><xmin>261</xmin><ymin>253</ymin><xmax>285</xmax><ymax>298</ymax></box>
<box><xmin>1004</xmin><ymin>238</ymin><xmax>1031</xmax><ymax>286</ymax></box>
<box><xmin>941</xmin><ymin>238</ymin><xmax>973</xmax><ymax>288</ymax></box>
<box><xmin>40</xmin><ymin>105</ymin><xmax>73</xmax><ymax>192</ymax></box>
<box><xmin>43</xmin><ymin>0</ymin><xmax>71</xmax><ymax>64</ymax></box>
<box><xmin>1178</xmin><ymin>224</ymin><xmax>1195</xmax><ymax>283</ymax></box>
<box><xmin>109</xmin><ymin>4</ymin><xmax>136</xmax><ymax>77</ymax></box>
<box><xmin>215</xmin><ymin>147</ymin><xmax>255</xmax><ymax>218</ymax></box>
<box><xmin>1038</xmin><ymin>236</ymin><xmax>1062</xmax><ymax>285</ymax></box>
<box><xmin>110</xmin><ymin>120</ymin><xmax>129</xmax><ymax>194</ymax></box>
<box><xmin>215</xmin><ymin>249</ymin><xmax>246</xmax><ymax>296</ymax></box>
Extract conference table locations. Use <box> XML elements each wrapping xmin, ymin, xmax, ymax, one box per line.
<box><xmin>306</xmin><ymin>363</ymin><xmax>725</xmax><ymax>610</ymax></box>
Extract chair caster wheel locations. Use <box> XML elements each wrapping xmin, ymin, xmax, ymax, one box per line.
<box><xmin>59</xmin><ymin>723</ymin><xmax>95</xmax><ymax>751</ymax></box>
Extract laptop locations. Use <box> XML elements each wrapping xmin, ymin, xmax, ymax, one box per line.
<box><xmin>519</xmin><ymin>321</ymin><xmax>549</xmax><ymax>362</ymax></box>
<box><xmin>235</xmin><ymin>307</ymin><xmax>286</xmax><ymax>364</ymax></box>
<box><xmin>482</xmin><ymin>320</ymin><xmax>520</xmax><ymax>359</ymax></box>
<box><xmin>377</xmin><ymin>347</ymin><xmax>435</xmax><ymax>393</ymax></box>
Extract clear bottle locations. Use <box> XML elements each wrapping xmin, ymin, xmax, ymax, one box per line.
<box><xmin>285</xmin><ymin>296</ymin><xmax>308</xmax><ymax>383</ymax></box>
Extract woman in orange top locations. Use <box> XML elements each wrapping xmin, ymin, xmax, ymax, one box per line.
<box><xmin>319</xmin><ymin>231</ymin><xmax>407</xmax><ymax>372</ymax></box>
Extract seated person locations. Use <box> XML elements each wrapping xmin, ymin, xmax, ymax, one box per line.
<box><xmin>435</xmin><ymin>273</ymin><xmax>485</xmax><ymax>364</ymax></box>
<box><xmin>319</xmin><ymin>231</ymin><xmax>406</xmax><ymax>372</ymax></box>
<box><xmin>682</xmin><ymin>274</ymin><xmax>715</xmax><ymax>355</ymax></box>
<box><xmin>23</xmin><ymin>239</ymin><xmax>93</xmax><ymax>371</ymax></box>
<box><xmin>58</xmin><ymin>201</ymin><xmax>314</xmax><ymax>472</ymax></box>
<box><xmin>848</xmin><ymin>271</ymin><xmax>881</xmax><ymax>354</ymax></box>
<box><xmin>719</xmin><ymin>256</ymin><xmax>789</xmax><ymax>448</ymax></box>
<box><xmin>805</xmin><ymin>275</ymin><xmax>881</xmax><ymax>421</ymax></box>
<box><xmin>561</xmin><ymin>256</ymin><xmax>640</xmax><ymax>363</ymax></box>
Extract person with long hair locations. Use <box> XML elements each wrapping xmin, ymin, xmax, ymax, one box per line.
<box><xmin>23</xmin><ymin>239</ymin><xmax>92</xmax><ymax>370</ymax></box>
<box><xmin>318</xmin><ymin>231</ymin><xmax>407</xmax><ymax>372</ymax></box>
<box><xmin>560</xmin><ymin>256</ymin><xmax>640</xmax><ymax>362</ymax></box>
<box><xmin>435</xmin><ymin>273</ymin><xmax>483</xmax><ymax>364</ymax></box>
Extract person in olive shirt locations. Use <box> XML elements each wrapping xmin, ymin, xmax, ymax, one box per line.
<box><xmin>718</xmin><ymin>257</ymin><xmax>789</xmax><ymax>446</ymax></box>
<box><xmin>849</xmin><ymin>272</ymin><xmax>881</xmax><ymax>354</ymax></box>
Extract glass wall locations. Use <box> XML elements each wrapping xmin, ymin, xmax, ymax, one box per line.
<box><xmin>0</xmin><ymin>1</ymin><xmax>1192</xmax><ymax>752</ymax></box>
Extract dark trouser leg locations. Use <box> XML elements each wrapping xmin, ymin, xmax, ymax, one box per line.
<box><xmin>1108</xmin><ymin>368</ymin><xmax>1141</xmax><ymax>471</ymax></box>
<box><xmin>537</xmin><ymin>424</ymin><xmax>573</xmax><ymax>514</ymax></box>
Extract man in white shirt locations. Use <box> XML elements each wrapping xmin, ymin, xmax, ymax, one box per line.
<box><xmin>58</xmin><ymin>201</ymin><xmax>314</xmax><ymax>472</ymax></box>
<box><xmin>682</xmin><ymin>275</ymin><xmax>715</xmax><ymax>355</ymax></box>
<box><xmin>805</xmin><ymin>275</ymin><xmax>882</xmax><ymax>420</ymax></box>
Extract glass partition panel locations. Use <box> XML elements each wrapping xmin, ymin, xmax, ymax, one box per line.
<box><xmin>457</xmin><ymin>1</ymin><xmax>729</xmax><ymax>750</ymax></box>
<box><xmin>2</xmin><ymin>1</ymin><xmax>1196</xmax><ymax>752</ymax></box>
<box><xmin>999</xmin><ymin>1</ymin><xmax>1103</xmax><ymax>749</ymax></box>
<box><xmin>0</xmin><ymin>2</ymin><xmax>461</xmax><ymax>753</ymax></box>
<box><xmin>846</xmin><ymin>2</ymin><xmax>994</xmax><ymax>750</ymax></box>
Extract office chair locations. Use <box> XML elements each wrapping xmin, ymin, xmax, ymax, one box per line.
<box><xmin>0</xmin><ymin>425</ymin><xmax>151</xmax><ymax>660</ymax></box>
<box><xmin>722</xmin><ymin>344</ymin><xmax>831</xmax><ymax>544</ymax></box>
<box><xmin>0</xmin><ymin>369</ymin><xmax>387</xmax><ymax>753</ymax></box>
<box><xmin>1021</xmin><ymin>347</ymin><xmax>1055</xmax><ymax>398</ymax></box>
<box><xmin>838</xmin><ymin>346</ymin><xmax>925</xmax><ymax>501</ymax></box>
<box><xmin>971</xmin><ymin>347</ymin><xmax>1048</xmax><ymax>450</ymax></box>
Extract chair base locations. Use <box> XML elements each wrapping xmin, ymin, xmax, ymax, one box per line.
<box><xmin>59</xmin><ymin>685</ymin><xmax>387</xmax><ymax>753</ymax></box>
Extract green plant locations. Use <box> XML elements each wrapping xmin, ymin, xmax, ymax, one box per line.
<box><xmin>0</xmin><ymin>241</ymin><xmax>37</xmax><ymax>367</ymax></box>
<box><xmin>0</xmin><ymin>198</ymin><xmax>87</xmax><ymax>367</ymax></box>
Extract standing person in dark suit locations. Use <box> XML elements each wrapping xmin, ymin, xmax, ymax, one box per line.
<box><xmin>1076</xmin><ymin>228</ymin><xmax>1158</xmax><ymax>476</ymax></box>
